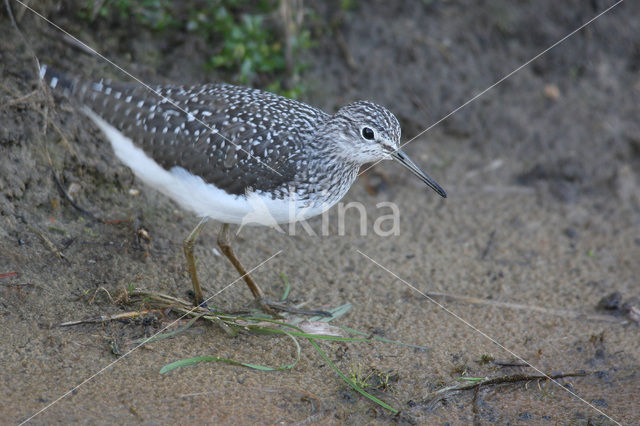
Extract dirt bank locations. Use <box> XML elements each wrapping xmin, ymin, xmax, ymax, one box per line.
<box><xmin>1</xmin><ymin>1</ymin><xmax>638</xmax><ymax>423</ymax></box>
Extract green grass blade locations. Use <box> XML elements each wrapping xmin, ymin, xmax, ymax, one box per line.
<box><xmin>308</xmin><ymin>338</ymin><xmax>398</xmax><ymax>414</ymax></box>
<box><xmin>309</xmin><ymin>302</ymin><xmax>352</xmax><ymax>323</ymax></box>
<box><xmin>240</xmin><ymin>317</ymin><xmax>371</xmax><ymax>341</ymax></box>
<box><xmin>459</xmin><ymin>377</ymin><xmax>485</xmax><ymax>382</ymax></box>
<box><xmin>249</xmin><ymin>326</ymin><xmax>373</xmax><ymax>341</ymax></box>
<box><xmin>280</xmin><ymin>273</ymin><xmax>291</xmax><ymax>301</ymax></box>
<box><xmin>160</xmin><ymin>331</ymin><xmax>301</xmax><ymax>374</ymax></box>
<box><xmin>340</xmin><ymin>326</ymin><xmax>429</xmax><ymax>351</ymax></box>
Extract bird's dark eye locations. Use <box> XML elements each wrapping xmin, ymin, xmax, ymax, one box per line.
<box><xmin>362</xmin><ymin>127</ymin><xmax>375</xmax><ymax>140</ymax></box>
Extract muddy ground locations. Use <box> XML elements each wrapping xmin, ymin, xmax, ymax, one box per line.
<box><xmin>1</xmin><ymin>0</ymin><xmax>639</xmax><ymax>424</ymax></box>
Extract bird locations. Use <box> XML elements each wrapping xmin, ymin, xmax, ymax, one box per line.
<box><xmin>40</xmin><ymin>64</ymin><xmax>446</xmax><ymax>314</ymax></box>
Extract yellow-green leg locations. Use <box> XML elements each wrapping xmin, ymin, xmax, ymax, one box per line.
<box><xmin>217</xmin><ymin>223</ymin><xmax>279</xmax><ymax>315</ymax></box>
<box><xmin>184</xmin><ymin>220</ymin><xmax>327</xmax><ymax>317</ymax></box>
<box><xmin>183</xmin><ymin>217</ymin><xmax>208</xmax><ymax>306</ymax></box>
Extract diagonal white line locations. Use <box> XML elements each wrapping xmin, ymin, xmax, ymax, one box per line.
<box><xmin>358</xmin><ymin>0</ymin><xmax>625</xmax><ymax>178</ymax></box>
<box><xmin>11</xmin><ymin>0</ymin><xmax>283</xmax><ymax>178</ymax></box>
<box><xmin>19</xmin><ymin>250</ymin><xmax>282</xmax><ymax>425</ymax></box>
<box><xmin>356</xmin><ymin>250</ymin><xmax>620</xmax><ymax>425</ymax></box>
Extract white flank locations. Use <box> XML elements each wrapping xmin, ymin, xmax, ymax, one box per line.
<box><xmin>81</xmin><ymin>107</ymin><xmax>327</xmax><ymax>226</ymax></box>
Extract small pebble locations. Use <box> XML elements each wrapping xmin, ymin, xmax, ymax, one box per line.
<box><xmin>596</xmin><ymin>292</ymin><xmax>622</xmax><ymax>311</ymax></box>
<box><xmin>543</xmin><ymin>84</ymin><xmax>560</xmax><ymax>100</ymax></box>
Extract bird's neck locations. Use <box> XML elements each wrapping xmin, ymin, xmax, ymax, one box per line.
<box><xmin>300</xmin><ymin>137</ymin><xmax>361</xmax><ymax>209</ymax></box>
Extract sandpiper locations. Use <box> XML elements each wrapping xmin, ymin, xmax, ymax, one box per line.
<box><xmin>40</xmin><ymin>65</ymin><xmax>446</xmax><ymax>313</ymax></box>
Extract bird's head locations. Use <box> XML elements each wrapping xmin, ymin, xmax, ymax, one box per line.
<box><xmin>323</xmin><ymin>100</ymin><xmax>446</xmax><ymax>198</ymax></box>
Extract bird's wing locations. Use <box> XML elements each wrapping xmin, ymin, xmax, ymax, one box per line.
<box><xmin>72</xmin><ymin>78</ymin><xmax>328</xmax><ymax>196</ymax></box>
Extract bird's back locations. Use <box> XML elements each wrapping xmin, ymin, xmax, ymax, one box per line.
<box><xmin>41</xmin><ymin>65</ymin><xmax>329</xmax><ymax>198</ymax></box>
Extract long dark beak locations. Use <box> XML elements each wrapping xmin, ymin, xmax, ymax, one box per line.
<box><xmin>391</xmin><ymin>150</ymin><xmax>447</xmax><ymax>198</ymax></box>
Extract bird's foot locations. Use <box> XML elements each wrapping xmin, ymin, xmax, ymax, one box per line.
<box><xmin>187</xmin><ymin>290</ymin><xmax>212</xmax><ymax>311</ymax></box>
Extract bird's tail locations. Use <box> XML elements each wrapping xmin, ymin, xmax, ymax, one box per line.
<box><xmin>39</xmin><ymin>64</ymin><xmax>78</xmax><ymax>96</ymax></box>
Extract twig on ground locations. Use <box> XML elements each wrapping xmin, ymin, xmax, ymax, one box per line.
<box><xmin>47</xmin><ymin>116</ymin><xmax>79</xmax><ymax>159</ymax></box>
<box><xmin>471</xmin><ymin>387</ymin><xmax>481</xmax><ymax>425</ymax></box>
<box><xmin>480</xmin><ymin>230</ymin><xmax>496</xmax><ymax>260</ymax></box>
<box><xmin>26</xmin><ymin>223</ymin><xmax>67</xmax><ymax>261</ymax></box>
<box><xmin>40</xmin><ymin>109</ymin><xmax>101</xmax><ymax>222</ymax></box>
<box><xmin>59</xmin><ymin>289</ymin><xmax>237</xmax><ymax>336</ymax></box>
<box><xmin>425</xmin><ymin>371</ymin><xmax>590</xmax><ymax>409</ymax></box>
<box><xmin>0</xmin><ymin>89</ymin><xmax>38</xmax><ymax>110</ymax></box>
<box><xmin>492</xmin><ymin>360</ymin><xmax>530</xmax><ymax>368</ymax></box>
<box><xmin>425</xmin><ymin>291</ymin><xmax>623</xmax><ymax>323</ymax></box>
<box><xmin>50</xmin><ymin>168</ymin><xmax>99</xmax><ymax>221</ymax></box>
<box><xmin>89</xmin><ymin>286</ymin><xmax>114</xmax><ymax>305</ymax></box>
<box><xmin>0</xmin><ymin>272</ymin><xmax>19</xmax><ymax>279</ymax></box>
<box><xmin>58</xmin><ymin>309</ymin><xmax>155</xmax><ymax>326</ymax></box>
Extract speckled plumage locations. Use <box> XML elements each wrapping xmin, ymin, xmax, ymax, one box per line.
<box><xmin>40</xmin><ymin>65</ymin><xmax>440</xmax><ymax>225</ymax></box>
<box><xmin>43</xmin><ymin>66</ymin><xmax>328</xmax><ymax>194</ymax></box>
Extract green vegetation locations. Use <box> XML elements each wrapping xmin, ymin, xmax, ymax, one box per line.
<box><xmin>85</xmin><ymin>0</ymin><xmax>176</xmax><ymax>29</ymax></box>
<box><xmin>138</xmin><ymin>295</ymin><xmax>399</xmax><ymax>413</ymax></box>
<box><xmin>81</xmin><ymin>0</ymin><xmax>311</xmax><ymax>97</ymax></box>
<box><xmin>349</xmin><ymin>362</ymin><xmax>375</xmax><ymax>389</ymax></box>
<box><xmin>349</xmin><ymin>363</ymin><xmax>396</xmax><ymax>391</ymax></box>
<box><xmin>478</xmin><ymin>353</ymin><xmax>495</xmax><ymax>364</ymax></box>
<box><xmin>191</xmin><ymin>1</ymin><xmax>311</xmax><ymax>97</ymax></box>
